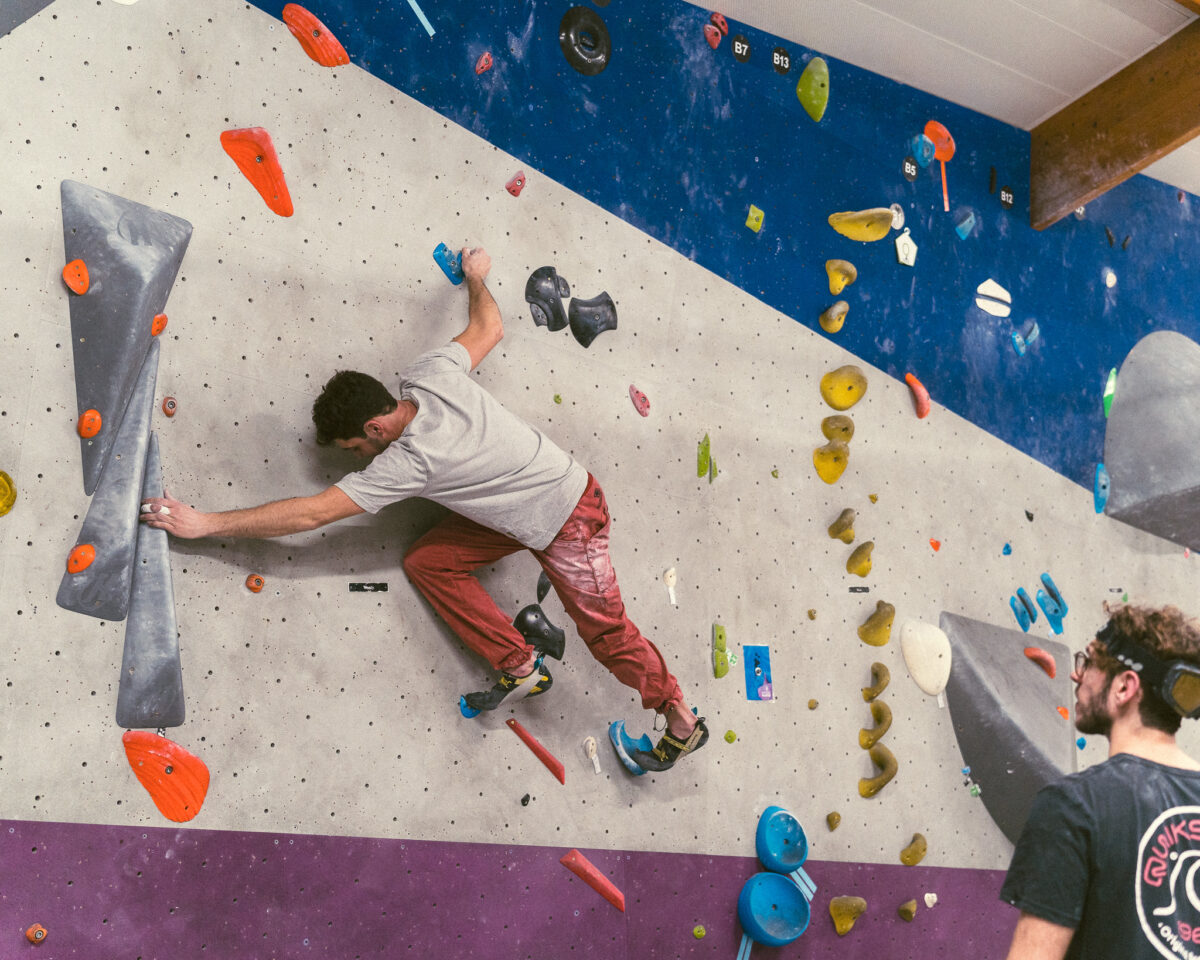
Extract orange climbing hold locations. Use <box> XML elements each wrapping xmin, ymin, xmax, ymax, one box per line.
<box><xmin>151</xmin><ymin>313</ymin><xmax>168</xmax><ymax>336</ymax></box>
<box><xmin>25</xmin><ymin>924</ymin><xmax>47</xmax><ymax>944</ymax></box>
<box><xmin>245</xmin><ymin>573</ymin><xmax>265</xmax><ymax>593</ymax></box>
<box><xmin>282</xmin><ymin>3</ymin><xmax>350</xmax><ymax>67</ymax></box>
<box><xmin>67</xmin><ymin>543</ymin><xmax>95</xmax><ymax>574</ymax></box>
<box><xmin>77</xmin><ymin>409</ymin><xmax>102</xmax><ymax>438</ymax></box>
<box><xmin>1057</xmin><ymin>706</ymin><xmax>1070</xmax><ymax>720</ymax></box>
<box><xmin>1025</xmin><ymin>647</ymin><xmax>1056</xmax><ymax>678</ymax></box>
<box><xmin>122</xmin><ymin>731</ymin><xmax>210</xmax><ymax>823</ymax></box>
<box><xmin>220</xmin><ymin>128</ymin><xmax>294</xmax><ymax>217</ymax></box>
<box><xmin>62</xmin><ymin>259</ymin><xmax>89</xmax><ymax>294</ymax></box>
<box><xmin>560</xmin><ymin>849</ymin><xmax>626</xmax><ymax>911</ymax></box>
<box><xmin>905</xmin><ymin>373</ymin><xmax>931</xmax><ymax>418</ymax></box>
<box><xmin>507</xmin><ymin>717</ymin><xmax>566</xmax><ymax>784</ymax></box>
<box><xmin>929</xmin><ymin>538</ymin><xmax>941</xmax><ymax>551</ymax></box>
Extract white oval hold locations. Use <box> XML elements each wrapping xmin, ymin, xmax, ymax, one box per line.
<box><xmin>899</xmin><ymin>619</ymin><xmax>952</xmax><ymax>696</ymax></box>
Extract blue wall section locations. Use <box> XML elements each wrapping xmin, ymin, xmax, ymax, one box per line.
<box><xmin>258</xmin><ymin>0</ymin><xmax>1200</xmax><ymax>487</ymax></box>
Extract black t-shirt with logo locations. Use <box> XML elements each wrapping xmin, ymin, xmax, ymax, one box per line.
<box><xmin>1001</xmin><ymin>753</ymin><xmax>1200</xmax><ymax>959</ymax></box>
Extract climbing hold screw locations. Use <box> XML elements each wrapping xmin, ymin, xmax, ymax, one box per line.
<box><xmin>245</xmin><ymin>574</ymin><xmax>265</xmax><ymax>593</ymax></box>
<box><xmin>162</xmin><ymin>397</ymin><xmax>177</xmax><ymax>417</ymax></box>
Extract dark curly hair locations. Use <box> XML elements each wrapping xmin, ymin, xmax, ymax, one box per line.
<box><xmin>312</xmin><ymin>371</ymin><xmax>397</xmax><ymax>446</ymax></box>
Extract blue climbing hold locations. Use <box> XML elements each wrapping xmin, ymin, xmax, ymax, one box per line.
<box><xmin>737</xmin><ymin>873</ymin><xmax>812</xmax><ymax>947</ymax></box>
<box><xmin>909</xmin><ymin>133</ymin><xmax>935</xmax><ymax>168</ymax></box>
<box><xmin>1036</xmin><ymin>572</ymin><xmax>1068</xmax><ymax>635</ymax></box>
<box><xmin>1010</xmin><ymin>588</ymin><xmax>1038</xmax><ymax>632</ymax></box>
<box><xmin>1094</xmin><ymin>463</ymin><xmax>1109</xmax><ymax>514</ymax></box>
<box><xmin>433</xmin><ymin>242</ymin><xmax>464</xmax><ymax>285</ymax></box>
<box><xmin>1076</xmin><ymin>737</ymin><xmax>1086</xmax><ymax>750</ymax></box>
<box><xmin>1011</xmin><ymin>331</ymin><xmax>1027</xmax><ymax>356</ymax></box>
<box><xmin>1003</xmin><ymin>543</ymin><xmax>1012</xmax><ymax>555</ymax></box>
<box><xmin>954</xmin><ymin>211</ymin><xmax>976</xmax><ymax>240</ymax></box>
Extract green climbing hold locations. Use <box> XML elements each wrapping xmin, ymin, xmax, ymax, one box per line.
<box><xmin>771</xmin><ymin>468</ymin><xmax>779</xmax><ymax>478</ymax></box>
<box><xmin>796</xmin><ymin>56</ymin><xmax>830</xmax><ymax>122</ymax></box>
<box><xmin>713</xmin><ymin>623</ymin><xmax>729</xmax><ymax>678</ymax></box>
<box><xmin>697</xmin><ymin>433</ymin><xmax>711</xmax><ymax>477</ymax></box>
<box><xmin>554</xmin><ymin>394</ymin><xmax>562</xmax><ymax>404</ymax></box>
<box><xmin>724</xmin><ymin>730</ymin><xmax>737</xmax><ymax>744</ymax></box>
<box><xmin>1103</xmin><ymin>368</ymin><xmax>1117</xmax><ymax>417</ymax></box>
<box><xmin>693</xmin><ymin>925</ymin><xmax>706</xmax><ymax>940</ymax></box>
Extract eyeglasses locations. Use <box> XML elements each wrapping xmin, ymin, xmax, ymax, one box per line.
<box><xmin>1074</xmin><ymin>651</ymin><xmax>1092</xmax><ymax>675</ymax></box>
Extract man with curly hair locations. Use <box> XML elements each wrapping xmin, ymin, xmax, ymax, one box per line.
<box><xmin>1002</xmin><ymin>603</ymin><xmax>1200</xmax><ymax>959</ymax></box>
<box><xmin>140</xmin><ymin>247</ymin><xmax>706</xmax><ymax>772</ymax></box>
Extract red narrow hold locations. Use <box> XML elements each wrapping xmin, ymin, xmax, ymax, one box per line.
<box><xmin>929</xmin><ymin>538</ymin><xmax>941</xmax><ymax>552</ymax></box>
<box><xmin>703</xmin><ymin>23</ymin><xmax>721</xmax><ymax>49</ymax></box>
<box><xmin>506</xmin><ymin>718</ymin><xmax>565</xmax><ymax>784</ymax></box>
<box><xmin>629</xmin><ymin>384</ymin><xmax>650</xmax><ymax>417</ymax></box>
<box><xmin>220</xmin><ymin>128</ymin><xmax>294</xmax><ymax>217</ymax></box>
<box><xmin>67</xmin><ymin>543</ymin><xmax>96</xmax><ymax>574</ymax></box>
<box><xmin>123</xmin><ymin>731</ymin><xmax>210</xmax><ymax>823</ymax></box>
<box><xmin>506</xmin><ymin>170</ymin><xmax>526</xmax><ymax>197</ymax></box>
<box><xmin>281</xmin><ymin>3</ymin><xmax>350</xmax><ymax>67</ymax></box>
<box><xmin>63</xmin><ymin>259</ymin><xmax>89</xmax><ymax>294</ymax></box>
<box><xmin>78</xmin><ymin>408</ymin><xmax>102</xmax><ymax>438</ymax></box>
<box><xmin>560</xmin><ymin>849</ymin><xmax>626</xmax><ymax>911</ymax></box>
<box><xmin>475</xmin><ymin>51</ymin><xmax>493</xmax><ymax>74</ymax></box>
<box><xmin>710</xmin><ymin>12</ymin><xmax>729</xmax><ymax>35</ymax></box>
<box><xmin>905</xmin><ymin>372</ymin><xmax>931</xmax><ymax>419</ymax></box>
<box><xmin>151</xmin><ymin>313</ymin><xmax>168</xmax><ymax>336</ymax></box>
<box><xmin>1024</xmin><ymin>646</ymin><xmax>1056</xmax><ymax>679</ymax></box>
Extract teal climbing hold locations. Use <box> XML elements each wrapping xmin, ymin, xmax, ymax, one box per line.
<box><xmin>1094</xmin><ymin>463</ymin><xmax>1109</xmax><ymax>514</ymax></box>
<box><xmin>796</xmin><ymin>57</ymin><xmax>829</xmax><ymax>122</ymax></box>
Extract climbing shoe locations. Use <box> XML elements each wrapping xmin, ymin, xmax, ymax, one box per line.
<box><xmin>629</xmin><ymin>718</ymin><xmax>709</xmax><ymax>772</ymax></box>
<box><xmin>462</xmin><ymin>657</ymin><xmax>553</xmax><ymax>714</ymax></box>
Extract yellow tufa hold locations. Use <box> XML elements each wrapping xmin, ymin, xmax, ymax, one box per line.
<box><xmin>0</xmin><ymin>470</ymin><xmax>15</xmax><ymax>517</ymax></box>
<box><xmin>826</xmin><ymin>259</ymin><xmax>858</xmax><ymax>295</ymax></box>
<box><xmin>746</xmin><ymin>205</ymin><xmax>764</xmax><ymax>232</ymax></box>
<box><xmin>900</xmin><ymin>832</ymin><xmax>927</xmax><ymax>866</ymax></box>
<box><xmin>828</xmin><ymin>507</ymin><xmax>856</xmax><ymax>543</ymax></box>
<box><xmin>820</xmin><ymin>300</ymin><xmax>849</xmax><ymax>334</ymax></box>
<box><xmin>859</xmin><ymin>743</ymin><xmax>898</xmax><ymax>798</ymax></box>
<box><xmin>898</xmin><ymin>899</ymin><xmax>918</xmax><ymax>922</ymax></box>
<box><xmin>862</xmin><ymin>661</ymin><xmax>891</xmax><ymax>701</ymax></box>
<box><xmin>814</xmin><ymin>440</ymin><xmax>850</xmax><ymax>484</ymax></box>
<box><xmin>713</xmin><ymin>623</ymin><xmax>729</xmax><ymax>678</ymax></box>
<box><xmin>828</xmin><ymin>208</ymin><xmax>895</xmax><ymax>242</ymax></box>
<box><xmin>858</xmin><ymin>700</ymin><xmax>892</xmax><ymax>749</ymax></box>
<box><xmin>820</xmin><ymin>365</ymin><xmax>868</xmax><ymax>411</ymax></box>
<box><xmin>830</xmin><ymin>896</ymin><xmax>868</xmax><ymax>936</ymax></box>
<box><xmin>846</xmin><ymin>541</ymin><xmax>874</xmax><ymax>577</ymax></box>
<box><xmin>857</xmin><ymin>600</ymin><xmax>894</xmax><ymax>645</ymax></box>
<box><xmin>826</xmin><ymin>811</ymin><xmax>841</xmax><ymax>831</ymax></box>
<box><xmin>821</xmin><ymin>415</ymin><xmax>855</xmax><ymax>443</ymax></box>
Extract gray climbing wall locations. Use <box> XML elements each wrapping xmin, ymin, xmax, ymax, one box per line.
<box><xmin>4</xmin><ymin>1</ymin><xmax>1200</xmax><ymax>957</ymax></box>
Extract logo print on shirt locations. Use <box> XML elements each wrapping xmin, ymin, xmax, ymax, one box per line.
<box><xmin>1136</xmin><ymin>805</ymin><xmax>1200</xmax><ymax>958</ymax></box>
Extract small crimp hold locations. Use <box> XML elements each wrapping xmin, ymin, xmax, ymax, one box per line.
<box><xmin>862</xmin><ymin>662</ymin><xmax>890</xmax><ymax>701</ymax></box>
<box><xmin>245</xmin><ymin>574</ymin><xmax>265</xmax><ymax>593</ymax></box>
<box><xmin>828</xmin><ymin>507</ymin><xmax>855</xmax><ymax>543</ymax></box>
<box><xmin>858</xmin><ymin>699</ymin><xmax>892</xmax><ymax>749</ymax></box>
<box><xmin>899</xmin><ymin>833</ymin><xmax>927</xmax><ymax>866</ymax></box>
<box><xmin>808</xmin><ymin>699</ymin><xmax>818</xmax><ymax>709</ymax></box>
<box><xmin>475</xmin><ymin>51</ymin><xmax>494</xmax><ymax>74</ymax></box>
<box><xmin>820</xmin><ymin>300</ymin><xmax>849</xmax><ymax>334</ymax></box>
<box><xmin>629</xmin><ymin>384</ymin><xmax>650</xmax><ymax>417</ymax></box>
<box><xmin>830</xmin><ymin>895</ymin><xmax>868</xmax><ymax>935</ymax></box>
<box><xmin>525</xmin><ymin>266</ymin><xmax>569</xmax><ymax>330</ymax></box>
<box><xmin>161</xmin><ymin>397</ymin><xmax>177</xmax><ymax>417</ymax></box>
<box><xmin>820</xmin><ymin>365</ymin><xmax>868</xmax><ymax>410</ymax></box>
<box><xmin>697</xmin><ymin>433</ymin><xmax>711</xmax><ymax>477</ymax></box>
<box><xmin>826</xmin><ymin>811</ymin><xmax>841</xmax><ymax>831</ymax></box>
<box><xmin>710</xmin><ymin>12</ymin><xmax>729</xmax><ymax>34</ymax></box>
<box><xmin>506</xmin><ymin>170</ymin><xmax>525</xmax><ymax>196</ymax></box>
<box><xmin>25</xmin><ymin>924</ymin><xmax>48</xmax><ymax>944</ymax></box>
<box><xmin>898</xmin><ymin>899</ymin><xmax>918</xmax><ymax>921</ymax></box>
<box><xmin>858</xmin><ymin>601</ymin><xmax>894</xmax><ymax>647</ymax></box>
<box><xmin>746</xmin><ymin>204</ymin><xmax>764</xmax><ymax>232</ymax></box>
<box><xmin>713</xmin><ymin>623</ymin><xmax>729</xmax><ymax>678</ymax></box>
<box><xmin>821</xmin><ymin>415</ymin><xmax>854</xmax><ymax>442</ymax></box>
<box><xmin>825</xmin><ymin>259</ymin><xmax>857</xmax><ymax>295</ymax></box>
<box><xmin>846</xmin><ymin>541</ymin><xmax>874</xmax><ymax>578</ymax></box>
<box><xmin>859</xmin><ymin>743</ymin><xmax>897</xmax><ymax>798</ymax></box>
<box><xmin>703</xmin><ymin>22</ymin><xmax>721</xmax><ymax>48</ymax></box>
<box><xmin>151</xmin><ymin>313</ymin><xmax>168</xmax><ymax>336</ymax></box>
<box><xmin>814</xmin><ymin>440</ymin><xmax>849</xmax><ymax>484</ymax></box>
<box><xmin>282</xmin><ymin>3</ymin><xmax>350</xmax><ymax>67</ymax></box>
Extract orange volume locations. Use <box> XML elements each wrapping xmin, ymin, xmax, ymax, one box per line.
<box><xmin>220</xmin><ymin>128</ymin><xmax>294</xmax><ymax>217</ymax></box>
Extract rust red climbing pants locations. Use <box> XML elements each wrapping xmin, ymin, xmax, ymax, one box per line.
<box><xmin>402</xmin><ymin>474</ymin><xmax>683</xmax><ymax>713</ymax></box>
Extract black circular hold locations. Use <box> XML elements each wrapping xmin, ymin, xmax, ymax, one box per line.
<box><xmin>772</xmin><ymin>46</ymin><xmax>791</xmax><ymax>75</ymax></box>
<box><xmin>731</xmin><ymin>33</ymin><xmax>750</xmax><ymax>63</ymax></box>
<box><xmin>1000</xmin><ymin>186</ymin><xmax>1015</xmax><ymax>210</ymax></box>
<box><xmin>560</xmin><ymin>6</ymin><xmax>611</xmax><ymax>77</ymax></box>
<box><xmin>521</xmin><ymin>793</ymin><xmax>531</xmax><ymax>806</ymax></box>
<box><xmin>902</xmin><ymin>156</ymin><xmax>918</xmax><ymax>183</ymax></box>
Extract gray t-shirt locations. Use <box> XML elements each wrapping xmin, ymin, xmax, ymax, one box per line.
<box><xmin>336</xmin><ymin>342</ymin><xmax>588</xmax><ymax>550</ymax></box>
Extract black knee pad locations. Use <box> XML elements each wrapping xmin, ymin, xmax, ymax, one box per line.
<box><xmin>513</xmin><ymin>603</ymin><xmax>566</xmax><ymax>660</ymax></box>
<box><xmin>559</xmin><ymin>6</ymin><xmax>611</xmax><ymax>77</ymax></box>
<box><xmin>568</xmin><ymin>291</ymin><xmax>618</xmax><ymax>347</ymax></box>
<box><xmin>525</xmin><ymin>266</ymin><xmax>571</xmax><ymax>331</ymax></box>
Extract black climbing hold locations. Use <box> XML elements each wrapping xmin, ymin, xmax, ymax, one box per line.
<box><xmin>1122</xmin><ymin>235</ymin><xmax>1131</xmax><ymax>250</ymax></box>
<box><xmin>559</xmin><ymin>6</ymin><xmax>611</xmax><ymax>77</ymax></box>
<box><xmin>525</xmin><ymin>266</ymin><xmax>571</xmax><ymax>331</ymax></box>
<box><xmin>988</xmin><ymin>166</ymin><xmax>996</xmax><ymax>193</ymax></box>
<box><xmin>568</xmin><ymin>290</ymin><xmax>617</xmax><ymax>348</ymax></box>
<box><xmin>514</xmin><ymin>603</ymin><xmax>566</xmax><ymax>660</ymax></box>
<box><xmin>1025</xmin><ymin>510</ymin><xmax>1034</xmax><ymax>522</ymax></box>
<box><xmin>536</xmin><ymin>569</ymin><xmax>552</xmax><ymax>603</ymax></box>
<box><xmin>521</xmin><ymin>793</ymin><xmax>531</xmax><ymax>806</ymax></box>
<box><xmin>1105</xmin><ymin>226</ymin><xmax>1115</xmax><ymax>248</ymax></box>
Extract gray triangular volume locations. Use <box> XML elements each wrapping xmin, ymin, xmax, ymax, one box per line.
<box><xmin>940</xmin><ymin>611</ymin><xmax>1075</xmax><ymax>846</ymax></box>
<box><xmin>61</xmin><ymin>180</ymin><xmax>192</xmax><ymax>495</ymax></box>
<box><xmin>57</xmin><ymin>340</ymin><xmax>160</xmax><ymax>621</ymax></box>
<box><xmin>117</xmin><ymin>432</ymin><xmax>184</xmax><ymax>728</ymax></box>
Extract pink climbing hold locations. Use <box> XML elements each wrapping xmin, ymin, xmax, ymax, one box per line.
<box><xmin>703</xmin><ymin>23</ymin><xmax>721</xmax><ymax>49</ymax></box>
<box><xmin>475</xmin><ymin>51</ymin><xmax>493</xmax><ymax>74</ymax></box>
<box><xmin>629</xmin><ymin>384</ymin><xmax>650</xmax><ymax>417</ymax></box>
<box><xmin>905</xmin><ymin>373</ymin><xmax>931</xmax><ymax>419</ymax></box>
<box><xmin>506</xmin><ymin>171</ymin><xmax>526</xmax><ymax>197</ymax></box>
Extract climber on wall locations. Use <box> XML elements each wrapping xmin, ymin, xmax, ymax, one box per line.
<box><xmin>139</xmin><ymin>246</ymin><xmax>707</xmax><ymax>773</ymax></box>
<box><xmin>1001</xmin><ymin>602</ymin><xmax>1200</xmax><ymax>960</ymax></box>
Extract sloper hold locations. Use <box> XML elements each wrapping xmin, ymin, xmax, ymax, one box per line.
<box><xmin>57</xmin><ymin>341</ymin><xmax>160</xmax><ymax>621</ymax></box>
<box><xmin>819</xmin><ymin>301</ymin><xmax>848</xmax><ymax>334</ymax></box>
<box><xmin>117</xmin><ymin>432</ymin><xmax>185</xmax><ymax>728</ymax></box>
<box><xmin>899</xmin><ymin>618</ymin><xmax>950</xmax><ymax>695</ymax></box>
<box><xmin>282</xmin><ymin>3</ymin><xmax>350</xmax><ymax>66</ymax></box>
<box><xmin>820</xmin><ymin>365</ymin><xmax>868</xmax><ymax>410</ymax></box>
<box><xmin>60</xmin><ymin>181</ymin><xmax>192</xmax><ymax>495</ymax></box>
<box><xmin>825</xmin><ymin>259</ymin><xmax>856</xmax><ymax>295</ymax></box>
<box><xmin>821</xmin><ymin>415</ymin><xmax>854</xmax><ymax>442</ymax></box>
<box><xmin>858</xmin><ymin>600</ymin><xmax>894</xmax><ymax>646</ymax></box>
<box><xmin>796</xmin><ymin>57</ymin><xmax>829</xmax><ymax>122</ymax></box>
<box><xmin>827</xmin><ymin>208</ymin><xmax>893</xmax><ymax>242</ymax></box>
<box><xmin>1104</xmin><ymin>331</ymin><xmax>1200</xmax><ymax>551</ymax></box>
<box><xmin>813</xmin><ymin>440</ymin><xmax>849</xmax><ymax>484</ymax></box>
<box><xmin>568</xmin><ymin>291</ymin><xmax>617</xmax><ymax>348</ymax></box>
<box><xmin>122</xmin><ymin>730</ymin><xmax>210</xmax><ymax>823</ymax></box>
<box><xmin>220</xmin><ymin>128</ymin><xmax>294</xmax><ymax>216</ymax></box>
<box><xmin>525</xmin><ymin>266</ymin><xmax>570</xmax><ymax>331</ymax></box>
<box><xmin>940</xmin><ymin>611</ymin><xmax>1074</xmax><ymax>844</ymax></box>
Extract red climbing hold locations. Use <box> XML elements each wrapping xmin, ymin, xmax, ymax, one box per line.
<box><xmin>629</xmin><ymin>384</ymin><xmax>650</xmax><ymax>417</ymax></box>
<box><xmin>507</xmin><ymin>717</ymin><xmax>565</xmax><ymax>784</ymax></box>
<box><xmin>220</xmin><ymin>128</ymin><xmax>294</xmax><ymax>217</ymax></box>
<box><xmin>161</xmin><ymin>397</ymin><xmax>177</xmax><ymax>417</ymax></box>
<box><xmin>67</xmin><ymin>544</ymin><xmax>96</xmax><ymax>574</ymax></box>
<box><xmin>77</xmin><ymin>408</ymin><xmax>102</xmax><ymax>438</ymax></box>
<box><xmin>560</xmin><ymin>849</ymin><xmax>626</xmax><ymax>912</ymax></box>
<box><xmin>123</xmin><ymin>731</ymin><xmax>210</xmax><ymax>823</ymax></box>
<box><xmin>1024</xmin><ymin>646</ymin><xmax>1056</xmax><ymax>679</ymax></box>
<box><xmin>506</xmin><ymin>171</ymin><xmax>526</xmax><ymax>197</ymax></box>
<box><xmin>929</xmin><ymin>538</ymin><xmax>941</xmax><ymax>552</ymax></box>
<box><xmin>905</xmin><ymin>372</ymin><xmax>931</xmax><ymax>419</ymax></box>
<box><xmin>703</xmin><ymin>23</ymin><xmax>721</xmax><ymax>49</ymax></box>
<box><xmin>710</xmin><ymin>12</ymin><xmax>729</xmax><ymax>35</ymax></box>
<box><xmin>151</xmin><ymin>313</ymin><xmax>168</xmax><ymax>336</ymax></box>
<box><xmin>62</xmin><ymin>259</ymin><xmax>89</xmax><ymax>295</ymax></box>
<box><xmin>281</xmin><ymin>3</ymin><xmax>350</xmax><ymax>67</ymax></box>
<box><xmin>475</xmin><ymin>51</ymin><xmax>494</xmax><ymax>74</ymax></box>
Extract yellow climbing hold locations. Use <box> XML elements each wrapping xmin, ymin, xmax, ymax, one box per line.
<box><xmin>828</xmin><ymin>208</ymin><xmax>894</xmax><ymax>242</ymax></box>
<box><xmin>830</xmin><ymin>896</ymin><xmax>868</xmax><ymax>936</ymax></box>
<box><xmin>826</xmin><ymin>811</ymin><xmax>841</xmax><ymax>831</ymax></box>
<box><xmin>713</xmin><ymin>623</ymin><xmax>729</xmax><ymax>678</ymax></box>
<box><xmin>900</xmin><ymin>833</ymin><xmax>927</xmax><ymax>866</ymax></box>
<box><xmin>693</xmin><ymin>925</ymin><xmax>706</xmax><ymax>939</ymax></box>
<box><xmin>862</xmin><ymin>661</ymin><xmax>891</xmax><ymax>701</ymax></box>
<box><xmin>820</xmin><ymin>300</ymin><xmax>849</xmax><ymax>334</ymax></box>
<box><xmin>858</xmin><ymin>699</ymin><xmax>892</xmax><ymax>749</ymax></box>
<box><xmin>857</xmin><ymin>600</ymin><xmax>894</xmax><ymax>645</ymax></box>
<box><xmin>807</xmin><ymin>609</ymin><xmax>817</xmax><ymax>620</ymax></box>
<box><xmin>826</xmin><ymin>259</ymin><xmax>857</xmax><ymax>295</ymax></box>
<box><xmin>0</xmin><ymin>470</ymin><xmax>15</xmax><ymax>517</ymax></box>
<box><xmin>828</xmin><ymin>507</ymin><xmax>855</xmax><ymax>543</ymax></box>
<box><xmin>859</xmin><ymin>743</ymin><xmax>898</xmax><ymax>798</ymax></box>
<box><xmin>724</xmin><ymin>730</ymin><xmax>737</xmax><ymax>744</ymax></box>
<box><xmin>846</xmin><ymin>541</ymin><xmax>874</xmax><ymax>577</ymax></box>
<box><xmin>821</xmin><ymin>415</ymin><xmax>855</xmax><ymax>443</ymax></box>
<box><xmin>869</xmin><ymin>493</ymin><xmax>878</xmax><ymax>503</ymax></box>
<box><xmin>820</xmin><ymin>365</ymin><xmax>868</xmax><ymax>410</ymax></box>
<box><xmin>746</xmin><ymin>205</ymin><xmax>764</xmax><ymax>232</ymax></box>
<box><xmin>814</xmin><ymin>440</ymin><xmax>850</xmax><ymax>484</ymax></box>
<box><xmin>808</xmin><ymin>698</ymin><xmax>819</xmax><ymax>710</ymax></box>
<box><xmin>898</xmin><ymin>899</ymin><xmax>918</xmax><ymax>922</ymax></box>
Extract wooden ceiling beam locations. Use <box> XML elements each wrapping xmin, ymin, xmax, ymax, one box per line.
<box><xmin>1031</xmin><ymin>19</ymin><xmax>1200</xmax><ymax>230</ymax></box>
<box><xmin>1171</xmin><ymin>1</ymin><xmax>1200</xmax><ymax>15</ymax></box>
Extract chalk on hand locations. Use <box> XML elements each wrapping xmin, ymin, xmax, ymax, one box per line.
<box><xmin>141</xmin><ymin>503</ymin><xmax>171</xmax><ymax>515</ymax></box>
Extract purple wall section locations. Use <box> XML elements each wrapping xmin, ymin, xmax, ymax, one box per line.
<box><xmin>0</xmin><ymin>818</ymin><xmax>1013</xmax><ymax>958</ymax></box>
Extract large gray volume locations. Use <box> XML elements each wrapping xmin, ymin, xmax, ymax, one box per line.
<box><xmin>61</xmin><ymin>180</ymin><xmax>191</xmax><ymax>495</ymax></box>
<box><xmin>1104</xmin><ymin>330</ymin><xmax>1200</xmax><ymax>551</ymax></box>
<box><xmin>117</xmin><ymin>432</ymin><xmax>184</xmax><ymax>728</ymax></box>
<box><xmin>0</xmin><ymin>0</ymin><xmax>56</xmax><ymax>38</ymax></box>
<box><xmin>940</xmin><ymin>612</ymin><xmax>1075</xmax><ymax>845</ymax></box>
<box><xmin>57</xmin><ymin>340</ymin><xmax>159</xmax><ymax>621</ymax></box>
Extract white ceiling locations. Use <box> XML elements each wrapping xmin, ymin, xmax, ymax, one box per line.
<box><xmin>684</xmin><ymin>0</ymin><xmax>1200</xmax><ymax>197</ymax></box>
